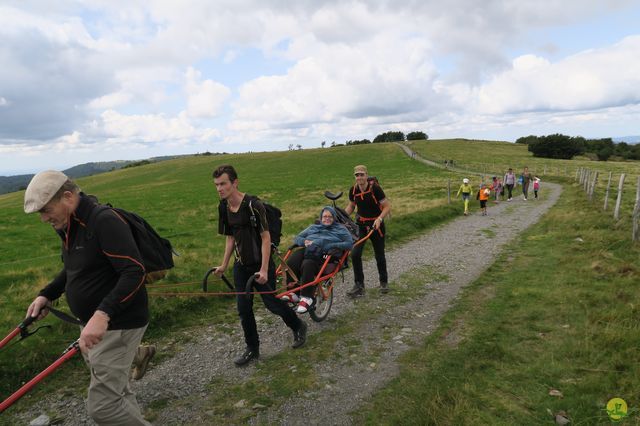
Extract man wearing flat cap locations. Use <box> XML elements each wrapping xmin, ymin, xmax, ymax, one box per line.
<box><xmin>23</xmin><ymin>170</ymin><xmax>151</xmax><ymax>425</ymax></box>
<box><xmin>345</xmin><ymin>165</ymin><xmax>392</xmax><ymax>297</ymax></box>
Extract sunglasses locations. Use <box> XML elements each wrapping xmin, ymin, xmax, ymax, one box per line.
<box><xmin>354</xmin><ymin>173</ymin><xmax>365</xmax><ymax>177</ymax></box>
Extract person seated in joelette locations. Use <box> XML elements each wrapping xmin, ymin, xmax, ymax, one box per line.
<box><xmin>284</xmin><ymin>206</ymin><xmax>354</xmax><ymax>313</ymax></box>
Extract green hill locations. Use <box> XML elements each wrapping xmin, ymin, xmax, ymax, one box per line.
<box><xmin>0</xmin><ymin>142</ymin><xmax>465</xmax><ymax>398</ymax></box>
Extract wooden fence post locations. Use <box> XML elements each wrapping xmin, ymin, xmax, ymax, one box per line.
<box><xmin>603</xmin><ymin>172</ymin><xmax>612</xmax><ymax>211</ymax></box>
<box><xmin>614</xmin><ymin>173</ymin><xmax>626</xmax><ymax>221</ymax></box>
<box><xmin>447</xmin><ymin>179</ymin><xmax>451</xmax><ymax>204</ymax></box>
<box><xmin>588</xmin><ymin>171</ymin><xmax>599</xmax><ymax>201</ymax></box>
<box><xmin>583</xmin><ymin>169</ymin><xmax>590</xmax><ymax>192</ymax></box>
<box><xmin>633</xmin><ymin>177</ymin><xmax>640</xmax><ymax>242</ymax></box>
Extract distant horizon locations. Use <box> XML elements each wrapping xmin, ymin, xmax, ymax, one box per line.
<box><xmin>4</xmin><ymin>133</ymin><xmax>640</xmax><ymax>177</ymax></box>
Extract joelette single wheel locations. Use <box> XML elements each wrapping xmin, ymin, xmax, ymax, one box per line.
<box><xmin>309</xmin><ymin>278</ymin><xmax>334</xmax><ymax>322</ymax></box>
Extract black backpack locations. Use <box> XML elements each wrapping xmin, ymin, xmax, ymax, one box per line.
<box><xmin>88</xmin><ymin>202</ymin><xmax>175</xmax><ymax>283</ymax></box>
<box><xmin>247</xmin><ymin>196</ymin><xmax>282</xmax><ymax>248</ymax></box>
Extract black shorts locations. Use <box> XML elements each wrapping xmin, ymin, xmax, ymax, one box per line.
<box><xmin>480</xmin><ymin>200</ymin><xmax>487</xmax><ymax>208</ymax></box>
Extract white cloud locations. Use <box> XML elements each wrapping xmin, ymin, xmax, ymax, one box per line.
<box><xmin>230</xmin><ymin>33</ymin><xmax>438</xmax><ymax>133</ymax></box>
<box><xmin>0</xmin><ymin>97</ymin><xmax>8</xmax><ymax>107</ymax></box>
<box><xmin>474</xmin><ymin>35</ymin><xmax>640</xmax><ymax>115</ymax></box>
<box><xmin>88</xmin><ymin>91</ymin><xmax>133</xmax><ymax>110</ymax></box>
<box><xmin>98</xmin><ymin>109</ymin><xmax>221</xmax><ymax>144</ymax></box>
<box><xmin>185</xmin><ymin>67</ymin><xmax>231</xmax><ymax>118</ymax></box>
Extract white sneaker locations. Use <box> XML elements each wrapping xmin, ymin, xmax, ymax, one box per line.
<box><xmin>282</xmin><ymin>293</ymin><xmax>300</xmax><ymax>303</ymax></box>
<box><xmin>296</xmin><ymin>297</ymin><xmax>313</xmax><ymax>314</ymax></box>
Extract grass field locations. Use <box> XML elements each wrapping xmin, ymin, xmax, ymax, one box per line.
<box><xmin>2</xmin><ymin>140</ymin><xmax>640</xmax><ymax>424</ymax></box>
<box><xmin>0</xmin><ymin>142</ymin><xmax>463</xmax><ymax>402</ymax></box>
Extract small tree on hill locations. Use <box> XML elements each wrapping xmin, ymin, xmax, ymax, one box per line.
<box><xmin>373</xmin><ymin>131</ymin><xmax>405</xmax><ymax>143</ymax></box>
<box><xmin>406</xmin><ymin>131</ymin><xmax>428</xmax><ymax>141</ymax></box>
<box><xmin>527</xmin><ymin>134</ymin><xmax>584</xmax><ymax>159</ymax></box>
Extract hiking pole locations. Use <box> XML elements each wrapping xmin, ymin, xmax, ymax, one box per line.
<box><xmin>202</xmin><ymin>268</ymin><xmax>234</xmax><ymax>292</ymax></box>
<box><xmin>0</xmin><ymin>339</ymin><xmax>80</xmax><ymax>413</ymax></box>
<box><xmin>0</xmin><ymin>316</ymin><xmax>45</xmax><ymax>350</ymax></box>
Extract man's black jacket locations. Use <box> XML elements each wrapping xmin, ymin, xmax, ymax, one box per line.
<box><xmin>39</xmin><ymin>193</ymin><xmax>149</xmax><ymax>329</ymax></box>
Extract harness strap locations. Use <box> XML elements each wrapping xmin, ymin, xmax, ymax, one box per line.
<box><xmin>352</xmin><ymin>184</ymin><xmax>379</xmax><ymax>205</ymax></box>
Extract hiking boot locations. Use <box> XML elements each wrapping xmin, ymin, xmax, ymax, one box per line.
<box><xmin>380</xmin><ymin>282</ymin><xmax>389</xmax><ymax>294</ymax></box>
<box><xmin>347</xmin><ymin>282</ymin><xmax>365</xmax><ymax>298</ymax></box>
<box><xmin>132</xmin><ymin>344</ymin><xmax>156</xmax><ymax>380</ymax></box>
<box><xmin>292</xmin><ymin>321</ymin><xmax>307</xmax><ymax>349</ymax></box>
<box><xmin>234</xmin><ymin>347</ymin><xmax>259</xmax><ymax>366</ymax></box>
<box><xmin>296</xmin><ymin>296</ymin><xmax>313</xmax><ymax>314</ymax></box>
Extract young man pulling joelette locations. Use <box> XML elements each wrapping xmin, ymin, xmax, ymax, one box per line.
<box><xmin>212</xmin><ymin>165</ymin><xmax>307</xmax><ymax>366</ymax></box>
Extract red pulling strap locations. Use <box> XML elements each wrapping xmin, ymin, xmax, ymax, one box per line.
<box><xmin>0</xmin><ymin>340</ymin><xmax>79</xmax><ymax>413</ymax></box>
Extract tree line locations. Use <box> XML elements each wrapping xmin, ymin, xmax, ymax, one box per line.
<box><xmin>516</xmin><ymin>134</ymin><xmax>640</xmax><ymax>161</ymax></box>
<box><xmin>340</xmin><ymin>131</ymin><xmax>428</xmax><ymax>146</ymax></box>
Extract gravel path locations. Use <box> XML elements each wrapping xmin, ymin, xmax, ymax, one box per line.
<box><xmin>13</xmin><ymin>154</ymin><xmax>561</xmax><ymax>425</ymax></box>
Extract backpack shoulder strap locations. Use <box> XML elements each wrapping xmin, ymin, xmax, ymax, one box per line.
<box><xmin>86</xmin><ymin>204</ymin><xmax>112</xmax><ymax>240</ymax></box>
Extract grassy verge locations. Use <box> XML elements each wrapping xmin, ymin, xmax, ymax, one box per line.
<box><xmin>356</xmin><ymin>182</ymin><xmax>640</xmax><ymax>425</ymax></box>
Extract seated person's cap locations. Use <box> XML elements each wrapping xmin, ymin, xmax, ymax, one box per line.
<box><xmin>354</xmin><ymin>165</ymin><xmax>368</xmax><ymax>174</ymax></box>
<box><xmin>24</xmin><ymin>170</ymin><xmax>69</xmax><ymax>213</ymax></box>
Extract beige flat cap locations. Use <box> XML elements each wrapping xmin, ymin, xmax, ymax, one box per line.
<box><xmin>24</xmin><ymin>170</ymin><xmax>69</xmax><ymax>213</ymax></box>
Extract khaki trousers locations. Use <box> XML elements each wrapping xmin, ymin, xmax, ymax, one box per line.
<box><xmin>81</xmin><ymin>326</ymin><xmax>150</xmax><ymax>425</ymax></box>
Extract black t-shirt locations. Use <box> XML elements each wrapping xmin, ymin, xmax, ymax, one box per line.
<box><xmin>218</xmin><ymin>195</ymin><xmax>269</xmax><ymax>265</ymax></box>
<box><xmin>349</xmin><ymin>183</ymin><xmax>386</xmax><ymax>221</ymax></box>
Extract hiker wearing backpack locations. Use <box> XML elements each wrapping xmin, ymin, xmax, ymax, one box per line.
<box><xmin>521</xmin><ymin>166</ymin><xmax>533</xmax><ymax>201</ymax></box>
<box><xmin>345</xmin><ymin>165</ymin><xmax>392</xmax><ymax>296</ymax></box>
<box><xmin>23</xmin><ymin>171</ymin><xmax>152</xmax><ymax>425</ymax></box>
<box><xmin>212</xmin><ymin>165</ymin><xmax>307</xmax><ymax>367</ymax></box>
<box><xmin>477</xmin><ymin>183</ymin><xmax>491</xmax><ymax>216</ymax></box>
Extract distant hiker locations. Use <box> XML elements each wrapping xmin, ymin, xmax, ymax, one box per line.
<box><xmin>345</xmin><ymin>165</ymin><xmax>392</xmax><ymax>296</ymax></box>
<box><xmin>521</xmin><ymin>167</ymin><xmax>533</xmax><ymax>201</ymax></box>
<box><xmin>503</xmin><ymin>168</ymin><xmax>516</xmax><ymax>201</ymax></box>
<box><xmin>490</xmin><ymin>176</ymin><xmax>502</xmax><ymax>202</ymax></box>
<box><xmin>282</xmin><ymin>206</ymin><xmax>354</xmax><ymax>313</ymax></box>
<box><xmin>477</xmin><ymin>183</ymin><xmax>491</xmax><ymax>216</ymax></box>
<box><xmin>456</xmin><ymin>178</ymin><xmax>473</xmax><ymax>216</ymax></box>
<box><xmin>533</xmin><ymin>177</ymin><xmax>541</xmax><ymax>199</ymax></box>
<box><xmin>212</xmin><ymin>165</ymin><xmax>307</xmax><ymax>366</ymax></box>
<box><xmin>23</xmin><ymin>170</ymin><xmax>152</xmax><ymax>425</ymax></box>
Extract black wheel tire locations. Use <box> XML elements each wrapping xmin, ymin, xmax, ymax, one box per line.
<box><xmin>309</xmin><ymin>278</ymin><xmax>333</xmax><ymax>322</ymax></box>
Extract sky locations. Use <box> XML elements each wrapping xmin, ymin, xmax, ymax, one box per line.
<box><xmin>1</xmin><ymin>1</ymin><xmax>639</xmax><ymax>175</ymax></box>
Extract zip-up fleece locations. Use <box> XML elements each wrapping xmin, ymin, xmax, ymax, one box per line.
<box><xmin>39</xmin><ymin>193</ymin><xmax>148</xmax><ymax>329</ymax></box>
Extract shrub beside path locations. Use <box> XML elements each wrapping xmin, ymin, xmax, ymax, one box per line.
<box><xmin>15</xmin><ymin>150</ymin><xmax>562</xmax><ymax>425</ymax></box>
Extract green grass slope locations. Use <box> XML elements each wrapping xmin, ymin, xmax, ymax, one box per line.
<box><xmin>0</xmin><ymin>143</ymin><xmax>462</xmax><ymax>401</ymax></box>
